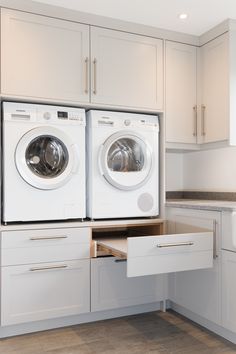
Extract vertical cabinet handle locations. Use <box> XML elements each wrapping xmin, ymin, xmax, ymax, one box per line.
<box><xmin>93</xmin><ymin>58</ymin><xmax>97</xmax><ymax>95</ymax></box>
<box><xmin>84</xmin><ymin>57</ymin><xmax>89</xmax><ymax>94</ymax></box>
<box><xmin>201</xmin><ymin>104</ymin><xmax>206</xmax><ymax>136</ymax></box>
<box><xmin>193</xmin><ymin>105</ymin><xmax>197</xmax><ymax>137</ymax></box>
<box><xmin>213</xmin><ymin>220</ymin><xmax>218</xmax><ymax>259</ymax></box>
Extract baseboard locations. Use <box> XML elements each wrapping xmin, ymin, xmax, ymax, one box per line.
<box><xmin>0</xmin><ymin>301</ymin><xmax>162</xmax><ymax>338</ymax></box>
<box><xmin>170</xmin><ymin>302</ymin><xmax>236</xmax><ymax>344</ymax></box>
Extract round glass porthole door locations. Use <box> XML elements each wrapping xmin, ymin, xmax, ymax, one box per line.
<box><xmin>100</xmin><ymin>132</ymin><xmax>152</xmax><ymax>190</ymax></box>
<box><xmin>25</xmin><ymin>136</ymin><xmax>68</xmax><ymax>178</ymax></box>
<box><xmin>15</xmin><ymin>127</ymin><xmax>77</xmax><ymax>190</ymax></box>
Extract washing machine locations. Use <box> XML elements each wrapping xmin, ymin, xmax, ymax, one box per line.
<box><xmin>86</xmin><ymin>110</ymin><xmax>159</xmax><ymax>219</ymax></box>
<box><xmin>2</xmin><ymin>102</ymin><xmax>86</xmax><ymax>222</ymax></box>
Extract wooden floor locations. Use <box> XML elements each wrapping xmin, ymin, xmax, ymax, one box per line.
<box><xmin>0</xmin><ymin>311</ymin><xmax>236</xmax><ymax>354</ymax></box>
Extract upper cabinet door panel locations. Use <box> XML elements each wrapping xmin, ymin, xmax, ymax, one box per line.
<box><xmin>1</xmin><ymin>9</ymin><xmax>90</xmax><ymax>103</ymax></box>
<box><xmin>166</xmin><ymin>41</ymin><xmax>197</xmax><ymax>144</ymax></box>
<box><xmin>200</xmin><ymin>33</ymin><xmax>229</xmax><ymax>143</ymax></box>
<box><xmin>91</xmin><ymin>27</ymin><xmax>163</xmax><ymax>111</ymax></box>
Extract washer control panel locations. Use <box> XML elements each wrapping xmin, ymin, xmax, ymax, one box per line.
<box><xmin>3</xmin><ymin>102</ymin><xmax>86</xmax><ymax>126</ymax></box>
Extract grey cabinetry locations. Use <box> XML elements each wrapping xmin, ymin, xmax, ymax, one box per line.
<box><xmin>1</xmin><ymin>9</ymin><xmax>164</xmax><ymax>111</ymax></box>
<box><xmin>91</xmin><ymin>257</ymin><xmax>165</xmax><ymax>312</ymax></box>
<box><xmin>1</xmin><ymin>8</ymin><xmax>90</xmax><ymax>104</ymax></box>
<box><xmin>167</xmin><ymin>207</ymin><xmax>221</xmax><ymax>325</ymax></box>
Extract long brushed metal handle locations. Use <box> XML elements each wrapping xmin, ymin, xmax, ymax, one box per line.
<box><xmin>115</xmin><ymin>259</ymin><xmax>127</xmax><ymax>263</ymax></box>
<box><xmin>30</xmin><ymin>236</ymin><xmax>68</xmax><ymax>241</ymax></box>
<box><xmin>213</xmin><ymin>220</ymin><xmax>218</xmax><ymax>259</ymax></box>
<box><xmin>193</xmin><ymin>105</ymin><xmax>197</xmax><ymax>137</ymax></box>
<box><xmin>85</xmin><ymin>57</ymin><xmax>89</xmax><ymax>94</ymax></box>
<box><xmin>29</xmin><ymin>264</ymin><xmax>68</xmax><ymax>272</ymax></box>
<box><xmin>201</xmin><ymin>104</ymin><xmax>206</xmax><ymax>136</ymax></box>
<box><xmin>156</xmin><ymin>242</ymin><xmax>194</xmax><ymax>248</ymax></box>
<box><xmin>93</xmin><ymin>58</ymin><xmax>97</xmax><ymax>95</ymax></box>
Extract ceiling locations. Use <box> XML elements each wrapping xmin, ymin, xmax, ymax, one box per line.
<box><xmin>32</xmin><ymin>0</ymin><xmax>236</xmax><ymax>36</ymax></box>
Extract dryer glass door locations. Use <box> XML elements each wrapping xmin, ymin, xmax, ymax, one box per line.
<box><xmin>100</xmin><ymin>132</ymin><xmax>152</xmax><ymax>190</ymax></box>
<box><xmin>15</xmin><ymin>127</ymin><xmax>78</xmax><ymax>190</ymax></box>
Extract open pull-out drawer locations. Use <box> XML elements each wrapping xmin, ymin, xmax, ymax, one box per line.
<box><xmin>92</xmin><ymin>221</ymin><xmax>213</xmax><ymax>277</ymax></box>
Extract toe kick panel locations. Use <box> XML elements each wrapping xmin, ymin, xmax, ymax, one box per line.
<box><xmin>95</xmin><ymin>222</ymin><xmax>213</xmax><ymax>277</ymax></box>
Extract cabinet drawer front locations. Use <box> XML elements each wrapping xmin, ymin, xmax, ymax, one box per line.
<box><xmin>128</xmin><ymin>233</ymin><xmax>212</xmax><ymax>257</ymax></box>
<box><xmin>127</xmin><ymin>232</ymin><xmax>213</xmax><ymax>277</ymax></box>
<box><xmin>1</xmin><ymin>228</ymin><xmax>91</xmax><ymax>265</ymax></box>
<box><xmin>96</xmin><ymin>231</ymin><xmax>213</xmax><ymax>277</ymax></box>
<box><xmin>1</xmin><ymin>259</ymin><xmax>90</xmax><ymax>325</ymax></box>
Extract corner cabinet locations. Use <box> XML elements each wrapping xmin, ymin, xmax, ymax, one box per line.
<box><xmin>90</xmin><ymin>27</ymin><xmax>163</xmax><ymax>110</ymax></box>
<box><xmin>166</xmin><ymin>32</ymin><xmax>232</xmax><ymax>149</ymax></box>
<box><xmin>165</xmin><ymin>41</ymin><xmax>197</xmax><ymax>144</ymax></box>
<box><xmin>1</xmin><ymin>8</ymin><xmax>90</xmax><ymax>104</ymax></box>
<box><xmin>167</xmin><ymin>207</ymin><xmax>221</xmax><ymax>325</ymax></box>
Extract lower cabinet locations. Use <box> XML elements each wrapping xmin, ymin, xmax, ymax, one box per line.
<box><xmin>222</xmin><ymin>250</ymin><xmax>236</xmax><ymax>332</ymax></box>
<box><xmin>169</xmin><ymin>262</ymin><xmax>221</xmax><ymax>324</ymax></box>
<box><xmin>1</xmin><ymin>259</ymin><xmax>90</xmax><ymax>326</ymax></box>
<box><xmin>167</xmin><ymin>207</ymin><xmax>221</xmax><ymax>325</ymax></box>
<box><xmin>91</xmin><ymin>257</ymin><xmax>165</xmax><ymax>312</ymax></box>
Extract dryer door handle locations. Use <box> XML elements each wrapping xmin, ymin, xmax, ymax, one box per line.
<box><xmin>71</xmin><ymin>144</ymin><xmax>80</xmax><ymax>174</ymax></box>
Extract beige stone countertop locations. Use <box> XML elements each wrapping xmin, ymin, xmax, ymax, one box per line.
<box><xmin>166</xmin><ymin>199</ymin><xmax>236</xmax><ymax>212</ymax></box>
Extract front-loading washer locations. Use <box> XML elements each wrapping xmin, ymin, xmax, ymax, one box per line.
<box><xmin>86</xmin><ymin>110</ymin><xmax>159</xmax><ymax>219</ymax></box>
<box><xmin>2</xmin><ymin>102</ymin><xmax>86</xmax><ymax>222</ymax></box>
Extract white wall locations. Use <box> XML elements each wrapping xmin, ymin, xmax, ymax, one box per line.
<box><xmin>165</xmin><ymin>152</ymin><xmax>183</xmax><ymax>191</ymax></box>
<box><xmin>183</xmin><ymin>147</ymin><xmax>236</xmax><ymax>191</ymax></box>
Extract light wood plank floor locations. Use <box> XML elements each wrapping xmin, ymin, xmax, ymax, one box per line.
<box><xmin>0</xmin><ymin>311</ymin><xmax>236</xmax><ymax>353</ymax></box>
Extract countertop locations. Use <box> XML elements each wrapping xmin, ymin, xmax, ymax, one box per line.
<box><xmin>166</xmin><ymin>199</ymin><xmax>236</xmax><ymax>212</ymax></box>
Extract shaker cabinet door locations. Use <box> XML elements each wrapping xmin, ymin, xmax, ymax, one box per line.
<box><xmin>222</xmin><ymin>250</ymin><xmax>236</xmax><ymax>332</ymax></box>
<box><xmin>167</xmin><ymin>207</ymin><xmax>221</xmax><ymax>325</ymax></box>
<box><xmin>91</xmin><ymin>27</ymin><xmax>163</xmax><ymax>110</ymax></box>
<box><xmin>166</xmin><ymin>41</ymin><xmax>197</xmax><ymax>144</ymax></box>
<box><xmin>1</xmin><ymin>8</ymin><xmax>90</xmax><ymax>103</ymax></box>
<box><xmin>200</xmin><ymin>32</ymin><xmax>229</xmax><ymax>143</ymax></box>
<box><xmin>1</xmin><ymin>260</ymin><xmax>90</xmax><ymax>325</ymax></box>
<box><xmin>91</xmin><ymin>257</ymin><xmax>165</xmax><ymax>312</ymax></box>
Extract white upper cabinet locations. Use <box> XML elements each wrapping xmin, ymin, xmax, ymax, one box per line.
<box><xmin>166</xmin><ymin>41</ymin><xmax>197</xmax><ymax>144</ymax></box>
<box><xmin>90</xmin><ymin>27</ymin><xmax>163</xmax><ymax>110</ymax></box>
<box><xmin>1</xmin><ymin>10</ymin><xmax>164</xmax><ymax>111</ymax></box>
<box><xmin>1</xmin><ymin>9</ymin><xmax>90</xmax><ymax>103</ymax></box>
<box><xmin>199</xmin><ymin>32</ymin><xmax>229</xmax><ymax>144</ymax></box>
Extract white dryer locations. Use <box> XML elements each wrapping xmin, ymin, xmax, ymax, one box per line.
<box><xmin>86</xmin><ymin>110</ymin><xmax>159</xmax><ymax>219</ymax></box>
<box><xmin>2</xmin><ymin>102</ymin><xmax>86</xmax><ymax>222</ymax></box>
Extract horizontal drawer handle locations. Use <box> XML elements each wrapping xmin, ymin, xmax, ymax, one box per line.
<box><xmin>114</xmin><ymin>259</ymin><xmax>127</xmax><ymax>263</ymax></box>
<box><xmin>156</xmin><ymin>242</ymin><xmax>194</xmax><ymax>248</ymax></box>
<box><xmin>29</xmin><ymin>264</ymin><xmax>68</xmax><ymax>272</ymax></box>
<box><xmin>29</xmin><ymin>235</ymin><xmax>68</xmax><ymax>241</ymax></box>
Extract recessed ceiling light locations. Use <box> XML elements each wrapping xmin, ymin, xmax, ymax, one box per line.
<box><xmin>179</xmin><ymin>13</ymin><xmax>188</xmax><ymax>20</ymax></box>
